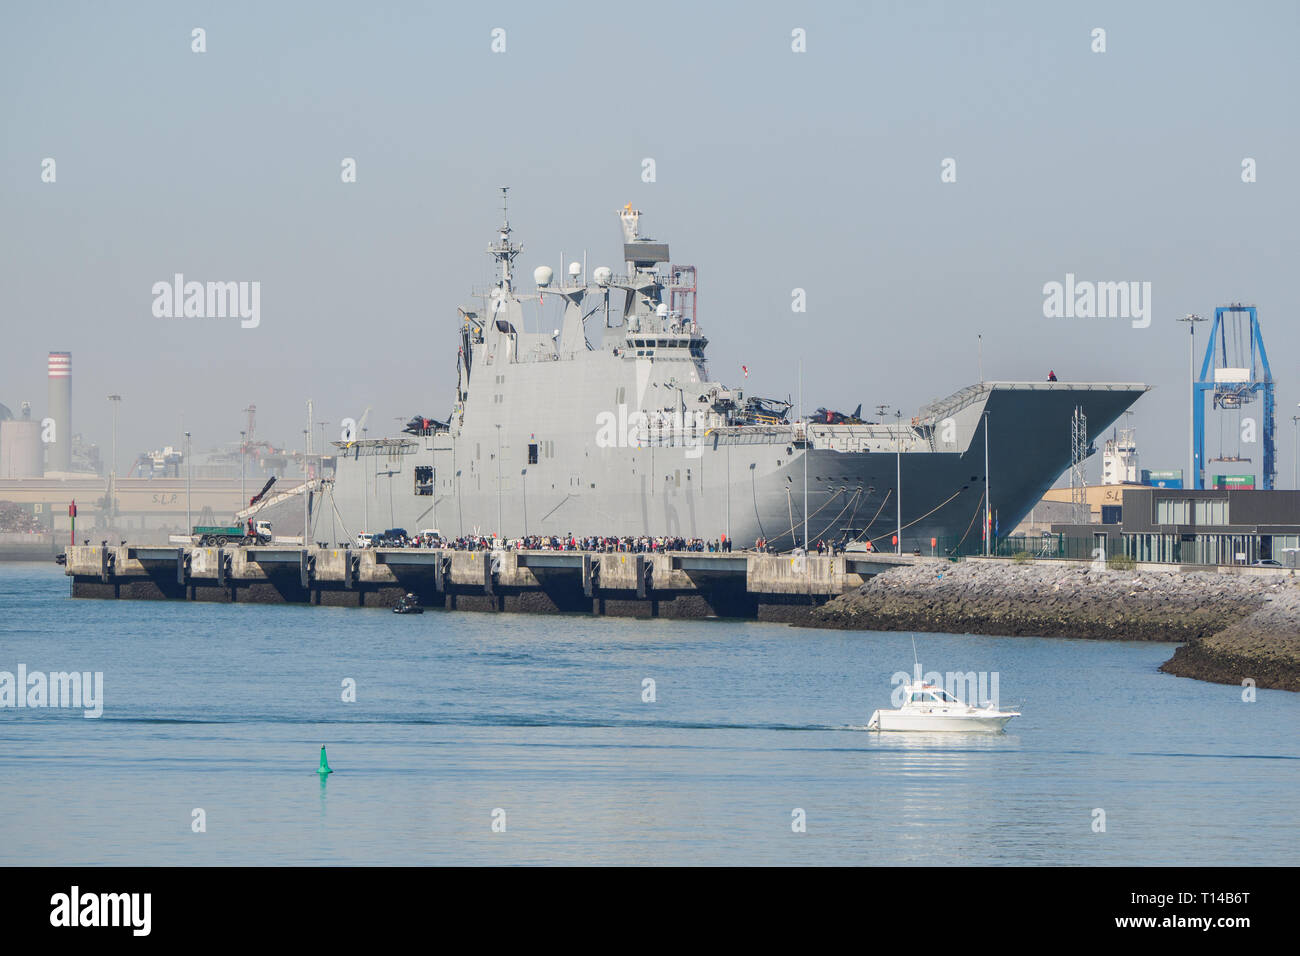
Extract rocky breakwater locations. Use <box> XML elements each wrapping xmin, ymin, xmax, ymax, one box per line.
<box><xmin>808</xmin><ymin>560</ymin><xmax>1300</xmax><ymax>690</ymax></box>
<box><xmin>1159</xmin><ymin>587</ymin><xmax>1300</xmax><ymax>691</ymax></box>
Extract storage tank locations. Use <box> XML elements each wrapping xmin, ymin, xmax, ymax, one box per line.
<box><xmin>0</xmin><ymin>419</ymin><xmax>43</xmax><ymax>478</ymax></box>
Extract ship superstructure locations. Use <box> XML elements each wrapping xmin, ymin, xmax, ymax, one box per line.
<box><xmin>291</xmin><ymin>192</ymin><xmax>1147</xmax><ymax>552</ymax></box>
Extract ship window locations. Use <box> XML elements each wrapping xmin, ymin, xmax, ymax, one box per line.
<box><xmin>414</xmin><ymin>466</ymin><xmax>433</xmax><ymax>496</ymax></box>
<box><xmin>528</xmin><ymin>443</ymin><xmax>538</xmax><ymax>465</ymax></box>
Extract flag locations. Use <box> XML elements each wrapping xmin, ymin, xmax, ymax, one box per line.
<box><xmin>742</xmin><ymin>365</ymin><xmax>749</xmax><ymax>378</ymax></box>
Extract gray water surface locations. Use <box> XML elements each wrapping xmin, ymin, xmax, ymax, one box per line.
<box><xmin>1</xmin><ymin>563</ymin><xmax>1295</xmax><ymax>865</ymax></box>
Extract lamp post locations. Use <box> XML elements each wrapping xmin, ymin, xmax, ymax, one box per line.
<box><xmin>799</xmin><ymin>360</ymin><xmax>807</xmax><ymax>552</ymax></box>
<box><xmin>725</xmin><ymin>441</ymin><xmax>731</xmax><ymax>546</ymax></box>
<box><xmin>303</xmin><ymin>429</ymin><xmax>310</xmax><ymax>544</ymax></box>
<box><xmin>1292</xmin><ymin>408</ymin><xmax>1299</xmax><ymax>489</ymax></box>
<box><xmin>895</xmin><ymin>408</ymin><xmax>902</xmax><ymax>555</ymax></box>
<box><xmin>379</xmin><ymin>469</ymin><xmax>397</xmax><ymax>528</ymax></box>
<box><xmin>1177</xmin><ymin>314</ymin><xmax>1205</xmax><ymax>488</ymax></box>
<box><xmin>107</xmin><ymin>394</ymin><xmax>121</xmax><ymax>521</ymax></box>
<box><xmin>875</xmin><ymin>404</ymin><xmax>892</xmax><ymax>552</ymax></box>
<box><xmin>107</xmin><ymin>394</ymin><xmax>121</xmax><ymax>478</ymax></box>
<box><xmin>495</xmin><ymin>424</ymin><xmax>503</xmax><ymax>538</ymax></box>
<box><xmin>184</xmin><ymin>431</ymin><xmax>191</xmax><ymax>535</ymax></box>
<box><xmin>983</xmin><ymin>409</ymin><xmax>991</xmax><ymax>557</ymax></box>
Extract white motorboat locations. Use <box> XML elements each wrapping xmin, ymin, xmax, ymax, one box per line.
<box><xmin>867</xmin><ymin>681</ymin><xmax>1019</xmax><ymax>733</ymax></box>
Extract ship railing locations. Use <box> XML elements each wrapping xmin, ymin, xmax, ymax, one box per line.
<box><xmin>805</xmin><ymin>422</ymin><xmax>925</xmax><ymax>454</ymax></box>
<box><xmin>707</xmin><ymin>424</ymin><xmax>797</xmax><ymax>445</ymax></box>
<box><xmin>917</xmin><ymin>383</ymin><xmax>990</xmax><ymax>424</ymax></box>
<box><xmin>919</xmin><ymin>380</ymin><xmax>1150</xmax><ymax>424</ymax></box>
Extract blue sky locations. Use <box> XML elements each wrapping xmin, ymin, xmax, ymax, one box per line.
<box><xmin>2</xmin><ymin>0</ymin><xmax>1297</xmax><ymax>484</ymax></box>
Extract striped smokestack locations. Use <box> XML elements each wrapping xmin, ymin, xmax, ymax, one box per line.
<box><xmin>47</xmin><ymin>351</ymin><xmax>71</xmax><ymax>473</ymax></box>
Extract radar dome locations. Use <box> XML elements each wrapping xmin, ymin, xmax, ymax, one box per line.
<box><xmin>593</xmin><ymin>266</ymin><xmax>612</xmax><ymax>287</ymax></box>
<box><xmin>533</xmin><ymin>265</ymin><xmax>554</xmax><ymax>287</ymax></box>
<box><xmin>568</xmin><ymin>261</ymin><xmax>582</xmax><ymax>279</ymax></box>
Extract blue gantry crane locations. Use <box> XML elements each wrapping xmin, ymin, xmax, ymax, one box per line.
<box><xmin>1192</xmin><ymin>304</ymin><xmax>1276</xmax><ymax>490</ymax></box>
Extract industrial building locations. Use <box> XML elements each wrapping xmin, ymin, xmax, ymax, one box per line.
<box><xmin>1042</xmin><ymin>488</ymin><xmax>1299</xmax><ymax>566</ymax></box>
<box><xmin>1119</xmin><ymin>487</ymin><xmax>1299</xmax><ymax>565</ymax></box>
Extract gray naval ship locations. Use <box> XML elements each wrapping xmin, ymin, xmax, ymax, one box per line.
<box><xmin>294</xmin><ymin>191</ymin><xmax>1146</xmax><ymax>553</ymax></box>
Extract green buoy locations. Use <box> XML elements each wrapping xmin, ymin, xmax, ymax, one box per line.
<box><xmin>318</xmin><ymin>746</ymin><xmax>333</xmax><ymax>775</ymax></box>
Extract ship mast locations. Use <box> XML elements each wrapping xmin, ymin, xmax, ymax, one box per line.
<box><xmin>487</xmin><ymin>185</ymin><xmax>522</xmax><ymax>292</ymax></box>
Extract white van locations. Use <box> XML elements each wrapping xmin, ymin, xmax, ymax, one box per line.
<box><xmin>355</xmin><ymin>532</ymin><xmax>375</xmax><ymax>549</ymax></box>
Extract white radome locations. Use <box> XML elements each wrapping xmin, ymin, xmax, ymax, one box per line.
<box><xmin>593</xmin><ymin>266</ymin><xmax>612</xmax><ymax>286</ymax></box>
<box><xmin>533</xmin><ymin>265</ymin><xmax>554</xmax><ymax>287</ymax></box>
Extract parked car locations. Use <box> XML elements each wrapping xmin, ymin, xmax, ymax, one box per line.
<box><xmin>1251</xmin><ymin>559</ymin><xmax>1283</xmax><ymax>567</ymax></box>
<box><xmin>355</xmin><ymin>532</ymin><xmax>375</xmax><ymax>549</ymax></box>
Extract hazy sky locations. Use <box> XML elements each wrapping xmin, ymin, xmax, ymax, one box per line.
<box><xmin>2</xmin><ymin>1</ymin><xmax>1298</xmax><ymax>486</ymax></box>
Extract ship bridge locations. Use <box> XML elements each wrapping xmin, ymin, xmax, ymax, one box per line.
<box><xmin>623</xmin><ymin>330</ymin><xmax>708</xmax><ymax>360</ymax></box>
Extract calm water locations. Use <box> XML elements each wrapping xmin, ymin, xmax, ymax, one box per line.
<box><xmin>1</xmin><ymin>562</ymin><xmax>1296</xmax><ymax>865</ymax></box>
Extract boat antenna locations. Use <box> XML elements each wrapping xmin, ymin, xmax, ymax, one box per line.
<box><xmin>911</xmin><ymin>634</ymin><xmax>920</xmax><ymax>682</ymax></box>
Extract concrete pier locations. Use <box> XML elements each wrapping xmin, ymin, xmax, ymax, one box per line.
<box><xmin>63</xmin><ymin>545</ymin><xmax>914</xmax><ymax>620</ymax></box>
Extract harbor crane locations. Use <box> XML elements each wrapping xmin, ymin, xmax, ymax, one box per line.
<box><xmin>1193</xmin><ymin>304</ymin><xmax>1276</xmax><ymax>490</ymax></box>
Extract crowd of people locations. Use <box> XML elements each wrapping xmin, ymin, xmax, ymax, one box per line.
<box><xmin>404</xmin><ymin>533</ymin><xmax>737</xmax><ymax>553</ymax></box>
<box><xmin>368</xmin><ymin>531</ymin><xmax>868</xmax><ymax>555</ymax></box>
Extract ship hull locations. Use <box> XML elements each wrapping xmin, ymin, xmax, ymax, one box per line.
<box><xmin>292</xmin><ymin>382</ymin><xmax>1145</xmax><ymax>552</ymax></box>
